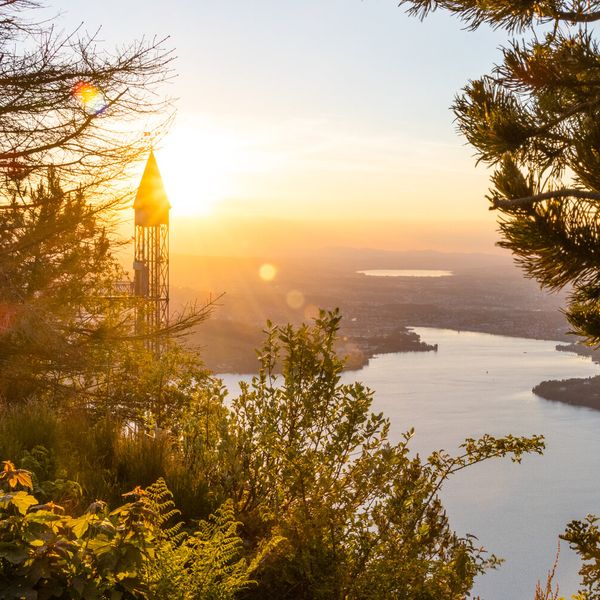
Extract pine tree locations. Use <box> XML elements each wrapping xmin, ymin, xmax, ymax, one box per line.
<box><xmin>0</xmin><ymin>170</ymin><xmax>212</xmax><ymax>424</ymax></box>
<box><xmin>399</xmin><ymin>0</ymin><xmax>600</xmax><ymax>343</ymax></box>
<box><xmin>0</xmin><ymin>2</ymin><xmax>211</xmax><ymax>421</ymax></box>
<box><xmin>0</xmin><ymin>170</ymin><xmax>121</xmax><ymax>402</ymax></box>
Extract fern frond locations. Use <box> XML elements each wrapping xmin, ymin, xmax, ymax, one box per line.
<box><xmin>145</xmin><ymin>477</ymin><xmax>187</xmax><ymax>544</ymax></box>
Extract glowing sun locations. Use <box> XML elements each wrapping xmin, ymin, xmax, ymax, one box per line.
<box><xmin>156</xmin><ymin>123</ymin><xmax>238</xmax><ymax>217</ymax></box>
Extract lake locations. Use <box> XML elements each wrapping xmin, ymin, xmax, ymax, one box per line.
<box><xmin>220</xmin><ymin>328</ymin><xmax>600</xmax><ymax>599</ymax></box>
<box><xmin>357</xmin><ymin>269</ymin><xmax>453</xmax><ymax>277</ymax></box>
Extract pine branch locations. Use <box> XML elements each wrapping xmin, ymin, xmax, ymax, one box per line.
<box><xmin>492</xmin><ymin>189</ymin><xmax>600</xmax><ymax>210</ymax></box>
<box><xmin>555</xmin><ymin>9</ymin><xmax>600</xmax><ymax>22</ymax></box>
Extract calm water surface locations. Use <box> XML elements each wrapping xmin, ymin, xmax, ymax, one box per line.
<box><xmin>221</xmin><ymin>328</ymin><xmax>600</xmax><ymax>599</ymax></box>
<box><xmin>357</xmin><ymin>269</ymin><xmax>453</xmax><ymax>277</ymax></box>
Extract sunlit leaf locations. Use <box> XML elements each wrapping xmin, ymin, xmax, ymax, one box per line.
<box><xmin>71</xmin><ymin>513</ymin><xmax>96</xmax><ymax>538</ymax></box>
<box><xmin>5</xmin><ymin>491</ymin><xmax>38</xmax><ymax>515</ymax></box>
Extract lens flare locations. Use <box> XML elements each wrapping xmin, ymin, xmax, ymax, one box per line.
<box><xmin>72</xmin><ymin>81</ymin><xmax>108</xmax><ymax>115</ymax></box>
<box><xmin>286</xmin><ymin>289</ymin><xmax>305</xmax><ymax>310</ymax></box>
<box><xmin>259</xmin><ymin>263</ymin><xmax>277</xmax><ymax>282</ymax></box>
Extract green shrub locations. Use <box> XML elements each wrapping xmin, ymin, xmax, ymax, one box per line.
<box><xmin>227</xmin><ymin>310</ymin><xmax>545</xmax><ymax>600</ymax></box>
<box><xmin>0</xmin><ymin>462</ymin><xmax>275</xmax><ymax>599</ymax></box>
<box><xmin>114</xmin><ymin>431</ymin><xmax>174</xmax><ymax>489</ymax></box>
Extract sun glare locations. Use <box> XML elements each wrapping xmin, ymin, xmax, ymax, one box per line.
<box><xmin>156</xmin><ymin>123</ymin><xmax>239</xmax><ymax>217</ymax></box>
<box><xmin>259</xmin><ymin>263</ymin><xmax>277</xmax><ymax>281</ymax></box>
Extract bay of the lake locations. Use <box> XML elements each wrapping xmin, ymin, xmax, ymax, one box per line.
<box><xmin>357</xmin><ymin>269</ymin><xmax>453</xmax><ymax>277</ymax></box>
<box><xmin>220</xmin><ymin>327</ymin><xmax>600</xmax><ymax>599</ymax></box>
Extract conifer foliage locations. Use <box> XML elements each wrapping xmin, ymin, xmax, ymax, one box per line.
<box><xmin>0</xmin><ymin>170</ymin><xmax>121</xmax><ymax>402</ymax></box>
<box><xmin>398</xmin><ymin>0</ymin><xmax>600</xmax><ymax>593</ymax></box>
<box><xmin>0</xmin><ymin>1</ymin><xmax>210</xmax><ymax>418</ymax></box>
<box><xmin>399</xmin><ymin>0</ymin><xmax>600</xmax><ymax>343</ymax></box>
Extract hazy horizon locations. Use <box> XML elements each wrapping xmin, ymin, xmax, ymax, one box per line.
<box><xmin>112</xmin><ymin>210</ymin><xmax>507</xmax><ymax>260</ymax></box>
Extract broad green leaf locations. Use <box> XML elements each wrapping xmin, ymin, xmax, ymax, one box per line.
<box><xmin>8</xmin><ymin>491</ymin><xmax>38</xmax><ymax>515</ymax></box>
<box><xmin>0</xmin><ymin>542</ymin><xmax>28</xmax><ymax>564</ymax></box>
<box><xmin>72</xmin><ymin>513</ymin><xmax>96</xmax><ymax>538</ymax></box>
<box><xmin>26</xmin><ymin>510</ymin><xmax>63</xmax><ymax>523</ymax></box>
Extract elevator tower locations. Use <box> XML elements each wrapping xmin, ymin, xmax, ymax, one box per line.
<box><xmin>133</xmin><ymin>150</ymin><xmax>170</xmax><ymax>347</ymax></box>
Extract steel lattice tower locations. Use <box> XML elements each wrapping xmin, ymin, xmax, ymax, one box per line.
<box><xmin>133</xmin><ymin>151</ymin><xmax>170</xmax><ymax>350</ymax></box>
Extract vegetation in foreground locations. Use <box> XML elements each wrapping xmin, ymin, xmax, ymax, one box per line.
<box><xmin>1</xmin><ymin>311</ymin><xmax>548</xmax><ymax>599</ymax></box>
<box><xmin>0</xmin><ymin>463</ymin><xmax>276</xmax><ymax>600</ymax></box>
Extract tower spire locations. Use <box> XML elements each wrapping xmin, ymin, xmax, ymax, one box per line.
<box><xmin>134</xmin><ymin>150</ymin><xmax>170</xmax><ymax>226</ymax></box>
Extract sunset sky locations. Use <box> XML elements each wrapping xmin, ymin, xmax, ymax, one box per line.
<box><xmin>57</xmin><ymin>0</ymin><xmax>509</xmax><ymax>255</ymax></box>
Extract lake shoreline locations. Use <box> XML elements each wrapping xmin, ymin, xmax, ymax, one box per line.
<box><xmin>208</xmin><ymin>324</ymin><xmax>571</xmax><ymax>374</ymax></box>
<box><xmin>533</xmin><ymin>376</ymin><xmax>600</xmax><ymax>411</ymax></box>
<box><xmin>529</xmin><ymin>343</ymin><xmax>600</xmax><ymax>412</ymax></box>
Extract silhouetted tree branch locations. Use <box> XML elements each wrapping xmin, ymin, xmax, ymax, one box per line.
<box><xmin>491</xmin><ymin>189</ymin><xmax>600</xmax><ymax>209</ymax></box>
<box><xmin>0</xmin><ymin>0</ymin><xmax>174</xmax><ymax>196</ymax></box>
